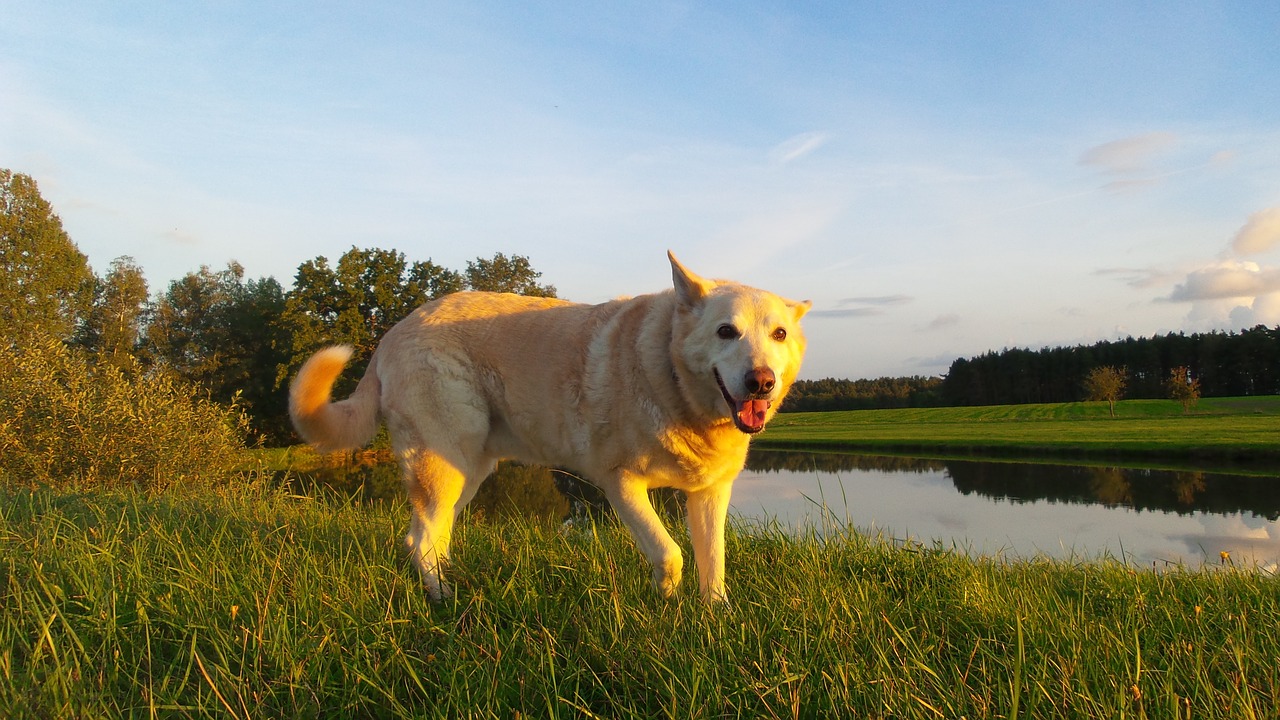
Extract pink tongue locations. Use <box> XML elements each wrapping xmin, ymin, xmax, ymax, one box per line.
<box><xmin>738</xmin><ymin>399</ymin><xmax>770</xmax><ymax>428</ymax></box>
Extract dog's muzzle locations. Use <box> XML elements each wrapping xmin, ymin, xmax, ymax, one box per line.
<box><xmin>714</xmin><ymin>367</ymin><xmax>775</xmax><ymax>434</ymax></box>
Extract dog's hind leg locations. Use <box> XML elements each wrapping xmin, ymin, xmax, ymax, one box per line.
<box><xmin>606</xmin><ymin>475</ymin><xmax>684</xmax><ymax>598</ymax></box>
<box><xmin>686</xmin><ymin>482</ymin><xmax>733</xmax><ymax>603</ymax></box>
<box><xmin>454</xmin><ymin>459</ymin><xmax>497</xmax><ymax>519</ymax></box>
<box><xmin>401</xmin><ymin>450</ymin><xmax>477</xmax><ymax>600</ymax></box>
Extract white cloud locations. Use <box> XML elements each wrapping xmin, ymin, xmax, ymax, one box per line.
<box><xmin>1163</xmin><ymin>260</ymin><xmax>1280</xmax><ymax>330</ymax></box>
<box><xmin>1078</xmin><ymin>132</ymin><xmax>1177</xmax><ymax>174</ymax></box>
<box><xmin>840</xmin><ymin>294</ymin><xmax>912</xmax><ymax>307</ymax></box>
<box><xmin>1228</xmin><ymin>294</ymin><xmax>1280</xmax><ymax>328</ymax></box>
<box><xmin>1100</xmin><ymin>178</ymin><xmax>1162</xmax><ymax>194</ymax></box>
<box><xmin>1095</xmin><ymin>266</ymin><xmax>1182</xmax><ymax>291</ymax></box>
<box><xmin>809</xmin><ymin>294</ymin><xmax>912</xmax><ymax>319</ymax></box>
<box><xmin>925</xmin><ymin>314</ymin><xmax>960</xmax><ymax>331</ymax></box>
<box><xmin>1167</xmin><ymin>260</ymin><xmax>1280</xmax><ymax>302</ymax></box>
<box><xmin>769</xmin><ymin>131</ymin><xmax>829</xmax><ymax>165</ymax></box>
<box><xmin>1230</xmin><ymin>207</ymin><xmax>1280</xmax><ymax>255</ymax></box>
<box><xmin>1143</xmin><ymin>206</ymin><xmax>1280</xmax><ymax>331</ymax></box>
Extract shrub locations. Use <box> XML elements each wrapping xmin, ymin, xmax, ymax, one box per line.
<box><xmin>0</xmin><ymin>332</ymin><xmax>253</xmax><ymax>491</ymax></box>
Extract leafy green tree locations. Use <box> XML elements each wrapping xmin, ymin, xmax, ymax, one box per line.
<box><xmin>1082</xmin><ymin>365</ymin><xmax>1127</xmax><ymax>417</ymax></box>
<box><xmin>148</xmin><ymin>262</ymin><xmax>292</xmax><ymax>443</ymax></box>
<box><xmin>1165</xmin><ymin>366</ymin><xmax>1201</xmax><ymax>414</ymax></box>
<box><xmin>465</xmin><ymin>252</ymin><xmax>557</xmax><ymax>297</ymax></box>
<box><xmin>279</xmin><ymin>247</ymin><xmax>463</xmax><ymax>395</ymax></box>
<box><xmin>0</xmin><ymin>169</ymin><xmax>95</xmax><ymax>341</ymax></box>
<box><xmin>75</xmin><ymin>256</ymin><xmax>150</xmax><ymax>373</ymax></box>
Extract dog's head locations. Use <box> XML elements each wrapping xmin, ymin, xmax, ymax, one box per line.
<box><xmin>668</xmin><ymin>251</ymin><xmax>810</xmax><ymax>434</ymax></box>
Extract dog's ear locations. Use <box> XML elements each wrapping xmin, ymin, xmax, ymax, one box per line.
<box><xmin>790</xmin><ymin>299</ymin><xmax>812</xmax><ymax>321</ymax></box>
<box><xmin>668</xmin><ymin>251</ymin><xmax>716</xmax><ymax>306</ymax></box>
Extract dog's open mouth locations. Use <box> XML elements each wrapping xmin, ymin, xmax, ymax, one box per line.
<box><xmin>714</xmin><ymin>369</ymin><xmax>770</xmax><ymax>434</ymax></box>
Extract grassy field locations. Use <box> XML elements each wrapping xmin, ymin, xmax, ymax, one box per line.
<box><xmin>3</xmin><ymin>482</ymin><xmax>1278</xmax><ymax>718</ymax></box>
<box><xmin>762</xmin><ymin>397</ymin><xmax>1280</xmax><ymax>467</ymax></box>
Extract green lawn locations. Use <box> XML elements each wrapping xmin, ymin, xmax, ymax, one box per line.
<box><xmin>763</xmin><ymin>397</ymin><xmax>1280</xmax><ymax>465</ymax></box>
<box><xmin>3</xmin><ymin>483</ymin><xmax>1278</xmax><ymax>718</ymax></box>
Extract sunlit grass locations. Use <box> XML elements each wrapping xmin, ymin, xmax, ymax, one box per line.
<box><xmin>3</xmin><ymin>483</ymin><xmax>1277</xmax><ymax>718</ymax></box>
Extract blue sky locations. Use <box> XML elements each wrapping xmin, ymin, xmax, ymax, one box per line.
<box><xmin>4</xmin><ymin>2</ymin><xmax>1279</xmax><ymax>379</ymax></box>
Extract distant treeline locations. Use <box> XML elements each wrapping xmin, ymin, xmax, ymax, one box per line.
<box><xmin>940</xmin><ymin>326</ymin><xmax>1280</xmax><ymax>406</ymax></box>
<box><xmin>783</xmin><ymin>376</ymin><xmax>944</xmax><ymax>412</ymax></box>
<box><xmin>783</xmin><ymin>326</ymin><xmax>1280</xmax><ymax>412</ymax></box>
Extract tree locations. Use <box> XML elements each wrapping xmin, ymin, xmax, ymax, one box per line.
<box><xmin>0</xmin><ymin>169</ymin><xmax>95</xmax><ymax>340</ymax></box>
<box><xmin>278</xmin><ymin>247</ymin><xmax>464</xmax><ymax>396</ymax></box>
<box><xmin>465</xmin><ymin>253</ymin><xmax>557</xmax><ymax>297</ymax></box>
<box><xmin>75</xmin><ymin>255</ymin><xmax>150</xmax><ymax>373</ymax></box>
<box><xmin>1165</xmin><ymin>366</ymin><xmax>1201</xmax><ymax>414</ymax></box>
<box><xmin>148</xmin><ymin>262</ymin><xmax>293</xmax><ymax>443</ymax></box>
<box><xmin>1082</xmin><ymin>365</ymin><xmax>1127</xmax><ymax>417</ymax></box>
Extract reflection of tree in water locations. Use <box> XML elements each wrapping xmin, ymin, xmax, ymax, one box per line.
<box><xmin>1173</xmin><ymin>472</ymin><xmax>1207</xmax><ymax>507</ymax></box>
<box><xmin>747</xmin><ymin>450</ymin><xmax>946</xmax><ymax>474</ymax></box>
<box><xmin>470</xmin><ymin>463</ymin><xmax>569</xmax><ymax>521</ymax></box>
<box><xmin>1088</xmin><ymin>467</ymin><xmax>1132</xmax><ymax>506</ymax></box>
<box><xmin>284</xmin><ymin>459</ymin><xmax>685</xmax><ymax>524</ymax></box>
<box><xmin>552</xmin><ymin>469</ymin><xmax>685</xmax><ymax>525</ymax></box>
<box><xmin>284</xmin><ymin>459</ymin><xmax>568</xmax><ymax>520</ymax></box>
<box><xmin>285</xmin><ymin>451</ymin><xmax>1280</xmax><ymax>522</ymax></box>
<box><xmin>946</xmin><ymin>462</ymin><xmax>1280</xmax><ymax>520</ymax></box>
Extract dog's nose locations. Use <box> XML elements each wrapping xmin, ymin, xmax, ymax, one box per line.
<box><xmin>744</xmin><ymin>368</ymin><xmax>775</xmax><ymax>396</ymax></box>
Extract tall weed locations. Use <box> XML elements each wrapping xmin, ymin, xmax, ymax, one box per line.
<box><xmin>0</xmin><ymin>332</ymin><xmax>252</xmax><ymax>490</ymax></box>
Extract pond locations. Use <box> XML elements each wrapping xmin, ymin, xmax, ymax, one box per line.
<box><xmin>736</xmin><ymin>452</ymin><xmax>1280</xmax><ymax>571</ymax></box>
<box><xmin>284</xmin><ymin>450</ymin><xmax>1280</xmax><ymax>571</ymax></box>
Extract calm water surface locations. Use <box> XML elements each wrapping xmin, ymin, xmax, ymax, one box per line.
<box><xmin>288</xmin><ymin>450</ymin><xmax>1280</xmax><ymax>570</ymax></box>
<box><xmin>736</xmin><ymin>451</ymin><xmax>1280</xmax><ymax>570</ymax></box>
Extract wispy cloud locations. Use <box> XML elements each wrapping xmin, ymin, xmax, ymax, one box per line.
<box><xmin>925</xmin><ymin>314</ymin><xmax>960</xmax><ymax>331</ymax></box>
<box><xmin>1078</xmin><ymin>132</ymin><xmax>1177</xmax><ymax>174</ymax></box>
<box><xmin>1100</xmin><ymin>178</ymin><xmax>1163</xmax><ymax>193</ymax></box>
<box><xmin>808</xmin><ymin>307</ymin><xmax>883</xmax><ymax>319</ymax></box>
<box><xmin>840</xmin><ymin>294</ymin><xmax>912</xmax><ymax>307</ymax></box>
<box><xmin>769</xmin><ymin>131</ymin><xmax>829</xmax><ymax>165</ymax></box>
<box><xmin>1094</xmin><ymin>266</ymin><xmax>1182</xmax><ymax>290</ymax></box>
<box><xmin>808</xmin><ymin>294</ymin><xmax>912</xmax><ymax>319</ymax></box>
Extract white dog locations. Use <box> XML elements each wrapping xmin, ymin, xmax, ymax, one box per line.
<box><xmin>290</xmin><ymin>252</ymin><xmax>809</xmax><ymax>602</ymax></box>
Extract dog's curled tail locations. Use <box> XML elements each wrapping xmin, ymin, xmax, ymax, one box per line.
<box><xmin>289</xmin><ymin>345</ymin><xmax>381</xmax><ymax>452</ymax></box>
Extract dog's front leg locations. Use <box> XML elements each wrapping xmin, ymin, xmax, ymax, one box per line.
<box><xmin>686</xmin><ymin>482</ymin><xmax>732</xmax><ymax>603</ymax></box>
<box><xmin>606</xmin><ymin>477</ymin><xmax>683</xmax><ymax>598</ymax></box>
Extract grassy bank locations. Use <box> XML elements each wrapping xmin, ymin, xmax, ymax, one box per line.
<box><xmin>762</xmin><ymin>397</ymin><xmax>1280</xmax><ymax>466</ymax></box>
<box><xmin>3</xmin><ymin>484</ymin><xmax>1278</xmax><ymax>718</ymax></box>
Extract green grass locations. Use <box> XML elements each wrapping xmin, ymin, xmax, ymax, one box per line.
<box><xmin>763</xmin><ymin>397</ymin><xmax>1280</xmax><ymax>466</ymax></box>
<box><xmin>3</xmin><ymin>483</ymin><xmax>1278</xmax><ymax>718</ymax></box>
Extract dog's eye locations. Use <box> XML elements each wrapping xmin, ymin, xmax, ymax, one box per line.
<box><xmin>771</xmin><ymin>327</ymin><xmax>787</xmax><ymax>342</ymax></box>
<box><xmin>716</xmin><ymin>324</ymin><xmax>740</xmax><ymax>340</ymax></box>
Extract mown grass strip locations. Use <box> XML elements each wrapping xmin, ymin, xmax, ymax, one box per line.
<box><xmin>762</xmin><ymin>397</ymin><xmax>1280</xmax><ymax>466</ymax></box>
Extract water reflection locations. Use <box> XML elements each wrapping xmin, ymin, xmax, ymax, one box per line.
<box><xmin>282</xmin><ymin>458</ymin><xmax>682</xmax><ymax>523</ymax></box>
<box><xmin>744</xmin><ymin>452</ymin><xmax>1280</xmax><ymax>520</ymax></box>
<box><xmin>736</xmin><ymin>450</ymin><xmax>1280</xmax><ymax>569</ymax></box>
<box><xmin>284</xmin><ymin>458</ymin><xmax>570</xmax><ymax>521</ymax></box>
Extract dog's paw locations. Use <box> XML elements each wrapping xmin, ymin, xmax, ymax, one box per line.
<box><xmin>702</xmin><ymin>587</ymin><xmax>729</xmax><ymax>604</ymax></box>
<box><xmin>425</xmin><ymin>578</ymin><xmax>454</xmax><ymax>602</ymax></box>
<box><xmin>652</xmin><ymin>564</ymin><xmax>683</xmax><ymax>599</ymax></box>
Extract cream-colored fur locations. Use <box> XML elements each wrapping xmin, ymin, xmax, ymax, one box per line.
<box><xmin>289</xmin><ymin>252</ymin><xmax>809</xmax><ymax>602</ymax></box>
